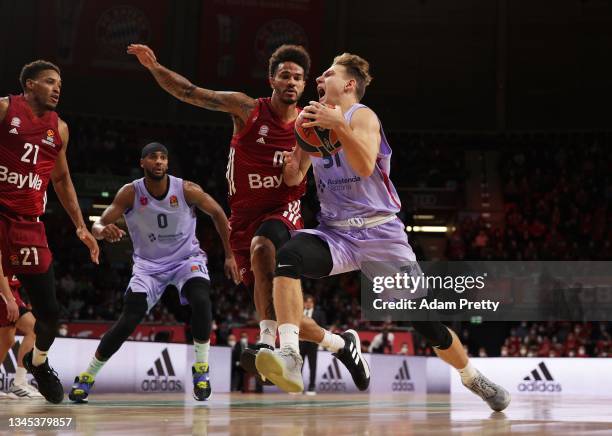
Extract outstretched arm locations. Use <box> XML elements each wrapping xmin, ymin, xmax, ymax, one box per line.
<box><xmin>92</xmin><ymin>184</ymin><xmax>134</xmax><ymax>242</ymax></box>
<box><xmin>51</xmin><ymin>120</ymin><xmax>100</xmax><ymax>264</ymax></box>
<box><xmin>127</xmin><ymin>44</ymin><xmax>256</xmax><ymax>132</ymax></box>
<box><xmin>183</xmin><ymin>181</ymin><xmax>240</xmax><ymax>284</ymax></box>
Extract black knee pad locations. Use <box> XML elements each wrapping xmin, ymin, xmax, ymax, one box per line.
<box><xmin>182</xmin><ymin>278</ymin><xmax>212</xmax><ymax>342</ymax></box>
<box><xmin>123</xmin><ymin>290</ymin><xmax>149</xmax><ymax>319</ymax></box>
<box><xmin>411</xmin><ymin>321</ymin><xmax>453</xmax><ymax>350</ymax></box>
<box><xmin>275</xmin><ymin>244</ymin><xmax>303</xmax><ymax>279</ymax></box>
<box><xmin>254</xmin><ymin>219</ymin><xmax>291</xmax><ymax>251</ymax></box>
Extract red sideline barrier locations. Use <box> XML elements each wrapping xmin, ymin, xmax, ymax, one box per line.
<box><xmin>64</xmin><ymin>322</ymin><xmax>187</xmax><ymax>343</ymax></box>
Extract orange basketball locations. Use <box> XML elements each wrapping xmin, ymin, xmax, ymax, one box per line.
<box><xmin>295</xmin><ymin>112</ymin><xmax>341</xmax><ymax>158</ymax></box>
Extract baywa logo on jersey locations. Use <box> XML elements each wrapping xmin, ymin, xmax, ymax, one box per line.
<box><xmin>169</xmin><ymin>195</ymin><xmax>179</xmax><ymax>208</ymax></box>
<box><xmin>141</xmin><ymin>348</ymin><xmax>183</xmax><ymax>392</ymax></box>
<box><xmin>517</xmin><ymin>361</ymin><xmax>562</xmax><ymax>393</ymax></box>
<box><xmin>392</xmin><ymin>360</ymin><xmax>415</xmax><ymax>392</ymax></box>
<box><xmin>318</xmin><ymin>358</ymin><xmax>346</xmax><ymax>392</ymax></box>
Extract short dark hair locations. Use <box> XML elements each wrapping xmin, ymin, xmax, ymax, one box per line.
<box><xmin>19</xmin><ymin>60</ymin><xmax>61</xmax><ymax>91</ymax></box>
<box><xmin>269</xmin><ymin>45</ymin><xmax>311</xmax><ymax>79</ymax></box>
<box><xmin>304</xmin><ymin>294</ymin><xmax>315</xmax><ymax>302</ymax></box>
<box><xmin>332</xmin><ymin>53</ymin><xmax>372</xmax><ymax>101</ymax></box>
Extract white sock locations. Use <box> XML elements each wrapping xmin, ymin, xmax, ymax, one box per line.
<box><xmin>458</xmin><ymin>361</ymin><xmax>478</xmax><ymax>385</ymax></box>
<box><xmin>194</xmin><ymin>340</ymin><xmax>210</xmax><ymax>364</ymax></box>
<box><xmin>14</xmin><ymin>367</ymin><xmax>27</xmax><ymax>385</ymax></box>
<box><xmin>259</xmin><ymin>320</ymin><xmax>278</xmax><ymax>347</ymax></box>
<box><xmin>278</xmin><ymin>323</ymin><xmax>300</xmax><ymax>353</ymax></box>
<box><xmin>86</xmin><ymin>356</ymin><xmax>106</xmax><ymax>377</ymax></box>
<box><xmin>319</xmin><ymin>330</ymin><xmax>346</xmax><ymax>352</ymax></box>
<box><xmin>32</xmin><ymin>346</ymin><xmax>48</xmax><ymax>366</ymax></box>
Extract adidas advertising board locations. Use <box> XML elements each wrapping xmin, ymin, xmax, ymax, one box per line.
<box><xmin>137</xmin><ymin>345</ymin><xmax>186</xmax><ymax>393</ymax></box>
<box><xmin>368</xmin><ymin>354</ymin><xmax>427</xmax><ymax>393</ymax></box>
<box><xmin>450</xmin><ymin>358</ymin><xmax>612</xmax><ymax>396</ymax></box>
<box><xmin>35</xmin><ymin>337</ymin><xmax>232</xmax><ymax>393</ymax></box>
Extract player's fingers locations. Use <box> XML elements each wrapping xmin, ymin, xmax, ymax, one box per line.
<box><xmin>302</xmin><ymin>121</ymin><xmax>317</xmax><ymax>128</ymax></box>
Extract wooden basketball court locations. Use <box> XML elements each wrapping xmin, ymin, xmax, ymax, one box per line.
<box><xmin>2</xmin><ymin>393</ymin><xmax>612</xmax><ymax>435</ymax></box>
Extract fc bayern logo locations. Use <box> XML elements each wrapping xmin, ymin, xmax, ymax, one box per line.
<box><xmin>254</xmin><ymin>19</ymin><xmax>308</xmax><ymax>64</ymax></box>
<box><xmin>96</xmin><ymin>6</ymin><xmax>151</xmax><ymax>56</ymax></box>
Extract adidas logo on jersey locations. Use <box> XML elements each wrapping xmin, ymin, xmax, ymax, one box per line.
<box><xmin>256</xmin><ymin>137</ymin><xmax>266</xmax><ymax>144</ymax></box>
<box><xmin>517</xmin><ymin>361</ymin><xmax>561</xmax><ymax>392</ymax></box>
<box><xmin>141</xmin><ymin>348</ymin><xmax>183</xmax><ymax>392</ymax></box>
<box><xmin>318</xmin><ymin>358</ymin><xmax>346</xmax><ymax>392</ymax></box>
<box><xmin>392</xmin><ymin>360</ymin><xmax>415</xmax><ymax>391</ymax></box>
<box><xmin>9</xmin><ymin>128</ymin><xmax>18</xmax><ymax>134</ymax></box>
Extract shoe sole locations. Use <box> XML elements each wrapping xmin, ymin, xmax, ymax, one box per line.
<box><xmin>344</xmin><ymin>329</ymin><xmax>370</xmax><ymax>390</ymax></box>
<box><xmin>193</xmin><ymin>392</ymin><xmax>212</xmax><ymax>401</ymax></box>
<box><xmin>240</xmin><ymin>349</ymin><xmax>274</xmax><ymax>385</ymax></box>
<box><xmin>255</xmin><ymin>350</ymin><xmax>303</xmax><ymax>393</ymax></box>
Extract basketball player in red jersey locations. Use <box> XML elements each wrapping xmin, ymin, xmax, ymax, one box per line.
<box><xmin>0</xmin><ymin>265</ymin><xmax>42</xmax><ymax>399</ymax></box>
<box><xmin>0</xmin><ymin>60</ymin><xmax>100</xmax><ymax>403</ymax></box>
<box><xmin>128</xmin><ymin>44</ymin><xmax>357</xmax><ymax>388</ymax></box>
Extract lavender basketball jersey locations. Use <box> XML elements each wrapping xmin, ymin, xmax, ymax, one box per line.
<box><xmin>125</xmin><ymin>175</ymin><xmax>201</xmax><ymax>273</ymax></box>
<box><xmin>312</xmin><ymin>104</ymin><xmax>402</xmax><ymax>223</ymax></box>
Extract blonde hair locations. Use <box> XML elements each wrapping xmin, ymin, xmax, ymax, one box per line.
<box><xmin>332</xmin><ymin>53</ymin><xmax>372</xmax><ymax>100</ymax></box>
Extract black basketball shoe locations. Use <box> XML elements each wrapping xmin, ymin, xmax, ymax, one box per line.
<box><xmin>23</xmin><ymin>350</ymin><xmax>64</xmax><ymax>404</ymax></box>
<box><xmin>333</xmin><ymin>329</ymin><xmax>370</xmax><ymax>391</ymax></box>
<box><xmin>240</xmin><ymin>343</ymin><xmax>275</xmax><ymax>386</ymax></box>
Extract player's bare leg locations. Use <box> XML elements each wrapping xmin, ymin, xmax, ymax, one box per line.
<box><xmin>250</xmin><ymin>236</ymin><xmax>279</xmax><ymax>347</ymax></box>
<box><xmin>9</xmin><ymin>313</ymin><xmax>43</xmax><ymax>399</ymax></box>
<box><xmin>433</xmin><ymin>327</ymin><xmax>510</xmax><ymax>412</ymax></box>
<box><xmin>255</xmin><ymin>276</ymin><xmax>304</xmax><ymax>392</ymax></box>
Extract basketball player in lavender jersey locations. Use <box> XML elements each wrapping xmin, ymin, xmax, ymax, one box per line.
<box><xmin>69</xmin><ymin>143</ymin><xmax>239</xmax><ymax>402</ymax></box>
<box><xmin>256</xmin><ymin>53</ymin><xmax>511</xmax><ymax>412</ymax></box>
<box><xmin>127</xmin><ymin>44</ymin><xmax>363</xmax><ymax>389</ymax></box>
<box><xmin>0</xmin><ymin>60</ymin><xmax>100</xmax><ymax>403</ymax></box>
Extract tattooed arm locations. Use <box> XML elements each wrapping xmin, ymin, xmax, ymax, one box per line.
<box><xmin>127</xmin><ymin>44</ymin><xmax>256</xmax><ymax>132</ymax></box>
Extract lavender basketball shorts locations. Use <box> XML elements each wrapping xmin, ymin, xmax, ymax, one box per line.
<box><xmin>296</xmin><ymin>217</ymin><xmax>416</xmax><ymax>275</ymax></box>
<box><xmin>127</xmin><ymin>253</ymin><xmax>210</xmax><ymax>312</ymax></box>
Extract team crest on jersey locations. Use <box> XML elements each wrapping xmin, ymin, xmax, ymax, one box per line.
<box><xmin>10</xmin><ymin>117</ymin><xmax>21</xmax><ymax>127</ymax></box>
<box><xmin>169</xmin><ymin>195</ymin><xmax>179</xmax><ymax>208</ymax></box>
<box><xmin>9</xmin><ymin>255</ymin><xmax>19</xmax><ymax>266</ymax></box>
<box><xmin>140</xmin><ymin>196</ymin><xmax>148</xmax><ymax>206</ymax></box>
<box><xmin>258</xmin><ymin>125</ymin><xmax>269</xmax><ymax>136</ymax></box>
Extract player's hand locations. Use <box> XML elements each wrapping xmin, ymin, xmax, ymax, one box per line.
<box><xmin>100</xmin><ymin>224</ymin><xmax>126</xmax><ymax>243</ymax></box>
<box><xmin>224</xmin><ymin>255</ymin><xmax>240</xmax><ymax>284</ymax></box>
<box><xmin>5</xmin><ymin>298</ymin><xmax>19</xmax><ymax>323</ymax></box>
<box><xmin>127</xmin><ymin>44</ymin><xmax>158</xmax><ymax>69</ymax></box>
<box><xmin>302</xmin><ymin>101</ymin><xmax>344</xmax><ymax>129</ymax></box>
<box><xmin>282</xmin><ymin>147</ymin><xmax>300</xmax><ymax>173</ymax></box>
<box><xmin>77</xmin><ymin>227</ymin><xmax>100</xmax><ymax>264</ymax></box>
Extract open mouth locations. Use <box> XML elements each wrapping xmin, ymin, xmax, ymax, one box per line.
<box><xmin>50</xmin><ymin>95</ymin><xmax>59</xmax><ymax>104</ymax></box>
<box><xmin>317</xmin><ymin>87</ymin><xmax>326</xmax><ymax>100</ymax></box>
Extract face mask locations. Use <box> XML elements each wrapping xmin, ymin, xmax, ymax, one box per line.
<box><xmin>240</xmin><ymin>338</ymin><xmax>248</xmax><ymax>346</ymax></box>
<box><xmin>228</xmin><ymin>340</ymin><xmax>236</xmax><ymax>347</ymax></box>
<box><xmin>59</xmin><ymin>328</ymin><xmax>68</xmax><ymax>336</ymax></box>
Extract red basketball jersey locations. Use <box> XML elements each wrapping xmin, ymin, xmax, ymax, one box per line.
<box><xmin>226</xmin><ymin>97</ymin><xmax>306</xmax><ymax>214</ymax></box>
<box><xmin>0</xmin><ymin>95</ymin><xmax>62</xmax><ymax>218</ymax></box>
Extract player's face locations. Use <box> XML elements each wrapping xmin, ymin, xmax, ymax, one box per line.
<box><xmin>28</xmin><ymin>70</ymin><xmax>62</xmax><ymax>111</ymax></box>
<box><xmin>316</xmin><ymin>65</ymin><xmax>351</xmax><ymax>105</ymax></box>
<box><xmin>270</xmin><ymin>62</ymin><xmax>306</xmax><ymax>105</ymax></box>
<box><xmin>141</xmin><ymin>152</ymin><xmax>169</xmax><ymax>181</ymax></box>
